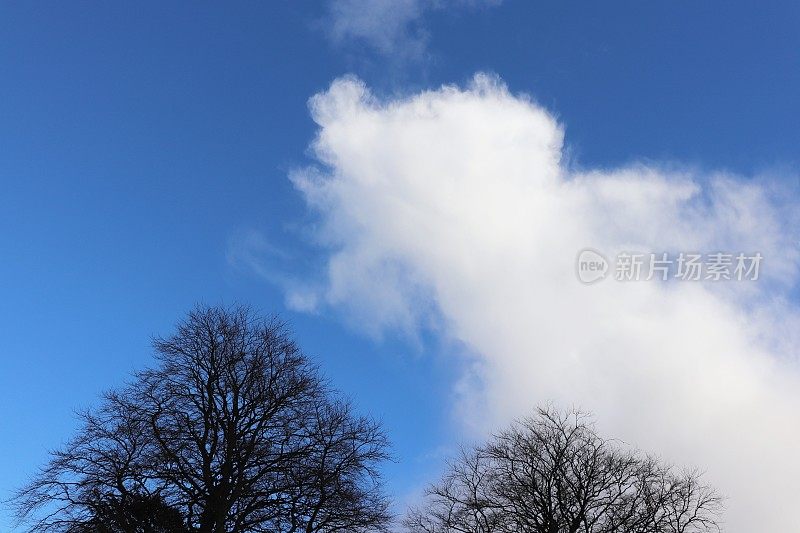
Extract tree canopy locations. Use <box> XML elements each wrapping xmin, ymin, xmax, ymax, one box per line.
<box><xmin>405</xmin><ymin>407</ymin><xmax>722</xmax><ymax>533</ymax></box>
<box><xmin>13</xmin><ymin>306</ymin><xmax>391</xmax><ymax>533</ymax></box>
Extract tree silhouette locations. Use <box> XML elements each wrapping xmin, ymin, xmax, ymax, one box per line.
<box><xmin>14</xmin><ymin>306</ymin><xmax>391</xmax><ymax>533</ymax></box>
<box><xmin>405</xmin><ymin>407</ymin><xmax>722</xmax><ymax>533</ymax></box>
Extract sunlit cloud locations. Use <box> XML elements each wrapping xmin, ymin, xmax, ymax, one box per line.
<box><xmin>290</xmin><ymin>74</ymin><xmax>800</xmax><ymax>532</ymax></box>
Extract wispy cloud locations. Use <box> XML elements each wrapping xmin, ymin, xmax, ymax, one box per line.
<box><xmin>290</xmin><ymin>74</ymin><xmax>800</xmax><ymax>532</ymax></box>
<box><xmin>226</xmin><ymin>229</ymin><xmax>321</xmax><ymax>313</ymax></box>
<box><xmin>324</xmin><ymin>0</ymin><xmax>501</xmax><ymax>58</ymax></box>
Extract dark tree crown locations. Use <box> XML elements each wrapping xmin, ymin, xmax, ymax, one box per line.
<box><xmin>13</xmin><ymin>305</ymin><xmax>391</xmax><ymax>533</ymax></box>
<box><xmin>405</xmin><ymin>407</ymin><xmax>722</xmax><ymax>533</ymax></box>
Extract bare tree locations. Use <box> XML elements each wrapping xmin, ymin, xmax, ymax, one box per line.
<box><xmin>13</xmin><ymin>305</ymin><xmax>391</xmax><ymax>533</ymax></box>
<box><xmin>405</xmin><ymin>407</ymin><xmax>722</xmax><ymax>533</ymax></box>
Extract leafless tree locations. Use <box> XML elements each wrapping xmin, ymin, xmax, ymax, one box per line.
<box><xmin>405</xmin><ymin>407</ymin><xmax>722</xmax><ymax>533</ymax></box>
<box><xmin>13</xmin><ymin>305</ymin><xmax>391</xmax><ymax>533</ymax></box>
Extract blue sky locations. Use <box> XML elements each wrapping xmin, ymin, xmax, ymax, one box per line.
<box><xmin>2</xmin><ymin>2</ymin><xmax>800</xmax><ymax>530</ymax></box>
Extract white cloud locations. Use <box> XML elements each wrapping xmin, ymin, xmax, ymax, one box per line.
<box><xmin>291</xmin><ymin>74</ymin><xmax>800</xmax><ymax>532</ymax></box>
<box><xmin>325</xmin><ymin>0</ymin><xmax>501</xmax><ymax>57</ymax></box>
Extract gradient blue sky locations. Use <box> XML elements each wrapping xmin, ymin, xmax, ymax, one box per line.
<box><xmin>2</xmin><ymin>1</ymin><xmax>799</xmax><ymax>528</ymax></box>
